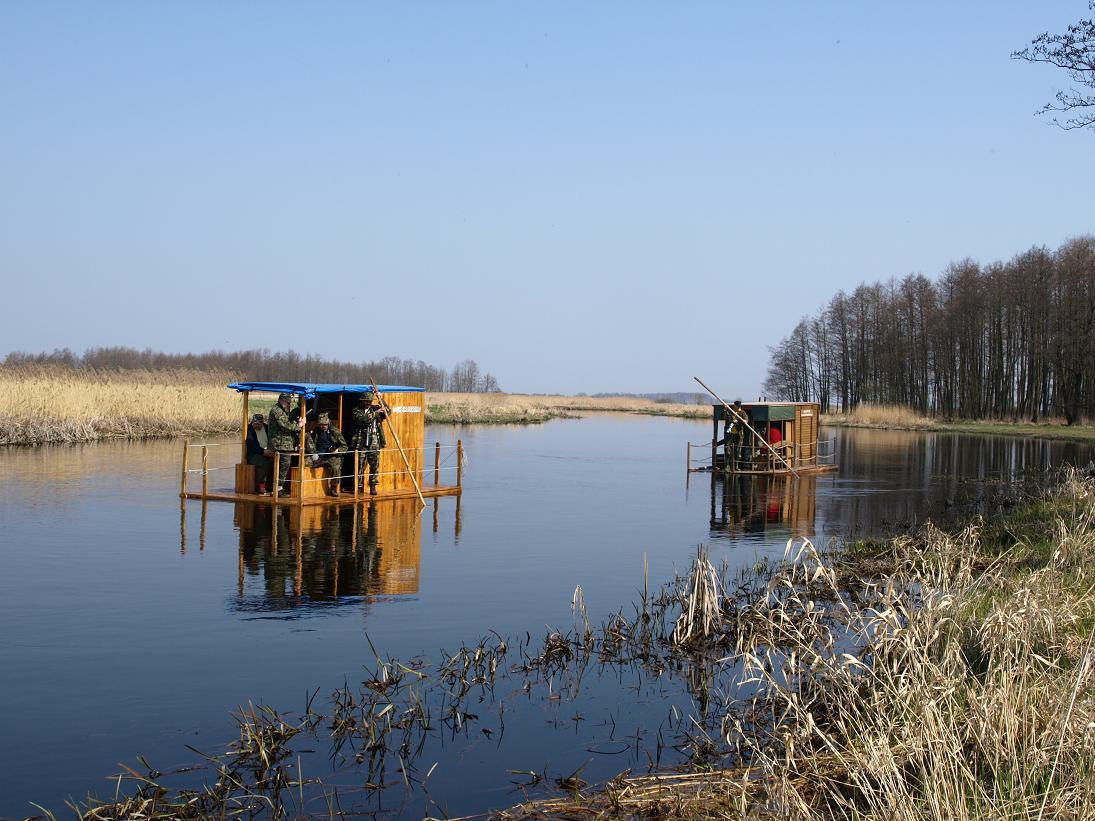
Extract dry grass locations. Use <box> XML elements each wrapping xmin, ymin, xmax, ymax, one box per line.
<box><xmin>823</xmin><ymin>402</ymin><xmax>934</xmax><ymax>429</ymax></box>
<box><xmin>823</xmin><ymin>402</ymin><xmax>1095</xmax><ymax>441</ymax></box>
<box><xmin>0</xmin><ymin>368</ymin><xmax>708</xmax><ymax>445</ymax></box>
<box><xmin>504</xmin><ymin>472</ymin><xmax>1095</xmax><ymax>819</ymax></box>
<box><xmin>0</xmin><ymin>365</ymin><xmax>239</xmax><ymax>445</ymax></box>
<box><xmin>426</xmin><ymin>392</ymin><xmax>708</xmax><ymax>424</ymax></box>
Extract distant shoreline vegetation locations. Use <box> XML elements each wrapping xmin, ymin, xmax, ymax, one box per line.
<box><xmin>3</xmin><ymin>345</ymin><xmax>501</xmax><ymax>393</ymax></box>
<box><xmin>821</xmin><ymin>403</ymin><xmax>1095</xmax><ymax>442</ymax></box>
<box><xmin>2</xmin><ymin>365</ymin><xmax>1093</xmax><ymax>447</ymax></box>
<box><xmin>764</xmin><ymin>236</ymin><xmax>1095</xmax><ymax>426</ymax></box>
<box><xmin>0</xmin><ymin>365</ymin><xmax>709</xmax><ymax>446</ymax></box>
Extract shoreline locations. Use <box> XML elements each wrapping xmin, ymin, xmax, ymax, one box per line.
<box><xmin>822</xmin><ymin>416</ymin><xmax>1095</xmax><ymax>442</ymax></box>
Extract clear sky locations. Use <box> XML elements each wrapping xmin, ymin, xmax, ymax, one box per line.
<box><xmin>1</xmin><ymin>2</ymin><xmax>1091</xmax><ymax>396</ymax></box>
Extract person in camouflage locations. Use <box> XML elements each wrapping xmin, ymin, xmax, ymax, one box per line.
<box><xmin>722</xmin><ymin>399</ymin><xmax>746</xmax><ymax>472</ymax></box>
<box><xmin>351</xmin><ymin>391</ymin><xmax>387</xmax><ymax>495</ymax></box>
<box><xmin>245</xmin><ymin>413</ymin><xmax>274</xmax><ymax>494</ymax></box>
<box><xmin>309</xmin><ymin>412</ymin><xmax>348</xmax><ymax>496</ymax></box>
<box><xmin>267</xmin><ymin>392</ymin><xmax>306</xmax><ymax>492</ymax></box>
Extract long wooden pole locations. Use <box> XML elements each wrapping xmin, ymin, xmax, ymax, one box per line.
<box><xmin>369</xmin><ymin>381</ymin><xmax>426</xmax><ymax>506</ymax></box>
<box><xmin>297</xmin><ymin>394</ymin><xmax>307</xmax><ymax>503</ymax></box>
<box><xmin>181</xmin><ymin>440</ymin><xmax>189</xmax><ymax>497</ymax></box>
<box><xmin>241</xmin><ymin>391</ymin><xmax>250</xmax><ymax>463</ymax></box>
<box><xmin>693</xmin><ymin>376</ymin><xmax>800</xmax><ymax>477</ymax></box>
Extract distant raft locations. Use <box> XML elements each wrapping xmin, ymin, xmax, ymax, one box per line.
<box><xmin>687</xmin><ymin>401</ymin><xmax>837</xmax><ymax>476</ymax></box>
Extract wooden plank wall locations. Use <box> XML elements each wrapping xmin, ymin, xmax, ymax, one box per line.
<box><xmin>795</xmin><ymin>403</ymin><xmax>819</xmax><ymax>464</ymax></box>
<box><xmin>376</xmin><ymin>391</ymin><xmax>426</xmax><ymax>495</ymax></box>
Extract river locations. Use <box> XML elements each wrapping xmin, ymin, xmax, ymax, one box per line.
<box><xmin>0</xmin><ymin>416</ymin><xmax>1089</xmax><ymax>816</ymax></box>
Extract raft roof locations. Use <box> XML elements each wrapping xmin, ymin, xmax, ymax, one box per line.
<box><xmin>227</xmin><ymin>382</ymin><xmax>424</xmax><ymax>398</ymax></box>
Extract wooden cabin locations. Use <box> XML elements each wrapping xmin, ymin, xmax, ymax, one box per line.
<box><xmin>688</xmin><ymin>401</ymin><xmax>836</xmax><ymax>476</ymax></box>
<box><xmin>180</xmin><ymin>382</ymin><xmax>463</xmax><ymax>506</ymax></box>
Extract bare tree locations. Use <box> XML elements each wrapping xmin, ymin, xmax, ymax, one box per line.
<box><xmin>1014</xmin><ymin>2</ymin><xmax>1095</xmax><ymax>131</ymax></box>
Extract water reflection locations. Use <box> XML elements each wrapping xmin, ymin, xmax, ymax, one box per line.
<box><xmin>180</xmin><ymin>500</ymin><xmax>457</xmax><ymax>612</ymax></box>
<box><xmin>709</xmin><ymin>474</ymin><xmax>817</xmax><ymax>540</ymax></box>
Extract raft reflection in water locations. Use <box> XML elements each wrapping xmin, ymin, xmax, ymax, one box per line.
<box><xmin>230</xmin><ymin>500</ymin><xmax>445</xmax><ymax>610</ymax></box>
<box><xmin>709</xmin><ymin>473</ymin><xmax>817</xmax><ymax>539</ymax></box>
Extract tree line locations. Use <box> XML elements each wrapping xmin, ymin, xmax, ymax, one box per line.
<box><xmin>2</xmin><ymin>347</ymin><xmax>501</xmax><ymax>393</ymax></box>
<box><xmin>763</xmin><ymin>236</ymin><xmax>1095</xmax><ymax>424</ymax></box>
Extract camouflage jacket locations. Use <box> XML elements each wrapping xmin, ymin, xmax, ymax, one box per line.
<box><xmin>308</xmin><ymin>424</ymin><xmax>348</xmax><ymax>455</ymax></box>
<box><xmin>351</xmin><ymin>405</ymin><xmax>387</xmax><ymax>451</ymax></box>
<box><xmin>267</xmin><ymin>403</ymin><xmax>302</xmax><ymax>451</ymax></box>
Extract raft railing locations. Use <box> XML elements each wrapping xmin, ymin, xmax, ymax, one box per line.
<box><xmin>181</xmin><ymin>440</ymin><xmax>464</xmax><ymax>501</ymax></box>
<box><xmin>686</xmin><ymin>437</ymin><xmax>837</xmax><ymax>472</ymax></box>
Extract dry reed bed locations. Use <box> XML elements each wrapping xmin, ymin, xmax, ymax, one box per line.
<box><xmin>0</xmin><ymin>368</ymin><xmax>708</xmax><ymax>445</ymax></box>
<box><xmin>0</xmin><ymin>366</ymin><xmax>239</xmax><ymax>445</ymax></box>
<box><xmin>823</xmin><ymin>401</ymin><xmax>1095</xmax><ymax>440</ymax></box>
<box><xmin>505</xmin><ymin>472</ymin><xmax>1095</xmax><ymax>819</ymax></box>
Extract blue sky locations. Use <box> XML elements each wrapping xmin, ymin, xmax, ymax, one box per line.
<box><xmin>1</xmin><ymin>2</ymin><xmax>1091</xmax><ymax>395</ymax></box>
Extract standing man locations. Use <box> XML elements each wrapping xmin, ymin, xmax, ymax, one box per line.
<box><xmin>310</xmin><ymin>412</ymin><xmax>348</xmax><ymax>496</ymax></box>
<box><xmin>245</xmin><ymin>413</ymin><xmax>274</xmax><ymax>495</ymax></box>
<box><xmin>722</xmin><ymin>399</ymin><xmax>745</xmax><ymax>472</ymax></box>
<box><xmin>268</xmin><ymin>392</ymin><xmax>306</xmax><ymax>493</ymax></box>
<box><xmin>351</xmin><ymin>390</ymin><xmax>387</xmax><ymax>495</ymax></box>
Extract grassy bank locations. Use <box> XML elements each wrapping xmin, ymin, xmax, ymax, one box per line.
<box><xmin>507</xmin><ymin>471</ymin><xmax>1095</xmax><ymax>819</ymax></box>
<box><xmin>824</xmin><ymin>402</ymin><xmax>1095</xmax><ymax>442</ymax></box>
<box><xmin>426</xmin><ymin>391</ymin><xmax>708</xmax><ymax>424</ymax></box>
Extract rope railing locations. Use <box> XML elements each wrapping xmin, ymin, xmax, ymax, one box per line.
<box><xmin>180</xmin><ymin>438</ymin><xmax>464</xmax><ymax>500</ymax></box>
<box><xmin>687</xmin><ymin>437</ymin><xmax>835</xmax><ymax>472</ymax></box>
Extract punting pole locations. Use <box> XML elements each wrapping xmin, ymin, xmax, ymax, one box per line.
<box><xmin>370</xmin><ymin>381</ymin><xmax>426</xmax><ymax>507</ymax></box>
<box><xmin>297</xmin><ymin>394</ymin><xmax>307</xmax><ymax>503</ymax></box>
<box><xmin>693</xmin><ymin>375</ymin><xmax>800</xmax><ymax>478</ymax></box>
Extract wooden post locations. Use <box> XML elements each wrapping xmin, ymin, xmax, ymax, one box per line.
<box><xmin>353</xmin><ymin>450</ymin><xmax>360</xmax><ymax>500</ymax></box>
<box><xmin>687</xmin><ymin>441</ymin><xmax>692</xmax><ymax>472</ymax></box>
<box><xmin>201</xmin><ymin>446</ymin><xmax>209</xmax><ymax>498</ymax></box>
<box><xmin>297</xmin><ymin>394</ymin><xmax>306</xmax><ymax>503</ymax></box>
<box><xmin>272</xmin><ymin>453</ymin><xmax>280</xmax><ymax>503</ymax></box>
<box><xmin>181</xmin><ymin>441</ymin><xmax>190</xmax><ymax>497</ymax></box>
<box><xmin>434</xmin><ymin>442</ymin><xmax>441</xmax><ymax>486</ymax></box>
<box><xmin>456</xmin><ymin>439</ymin><xmax>463</xmax><ymax>487</ymax></box>
<box><xmin>711</xmin><ymin>413</ymin><xmax>718</xmax><ymax>472</ymax></box>
<box><xmin>337</xmin><ymin>393</ymin><xmax>343</xmax><ymax>429</ymax></box>
<box><xmin>241</xmin><ymin>391</ymin><xmax>250</xmax><ymax>463</ymax></box>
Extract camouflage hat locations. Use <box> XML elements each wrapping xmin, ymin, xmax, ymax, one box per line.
<box><xmin>358</xmin><ymin>390</ymin><xmax>375</xmax><ymax>402</ymax></box>
<box><xmin>317</xmin><ymin>412</ymin><xmax>331</xmax><ymax>425</ymax></box>
<box><xmin>251</xmin><ymin>413</ymin><xmax>265</xmax><ymax>423</ymax></box>
<box><xmin>277</xmin><ymin>392</ymin><xmax>292</xmax><ymax>403</ymax></box>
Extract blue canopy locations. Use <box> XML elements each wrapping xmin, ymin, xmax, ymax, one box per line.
<box><xmin>228</xmin><ymin>382</ymin><xmax>423</xmax><ymax>398</ymax></box>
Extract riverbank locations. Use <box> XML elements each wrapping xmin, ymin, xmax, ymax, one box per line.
<box><xmin>426</xmin><ymin>391</ymin><xmax>707</xmax><ymax>424</ymax></box>
<box><xmin>58</xmin><ymin>471</ymin><xmax>1094</xmax><ymax>818</ymax></box>
<box><xmin>505</xmin><ymin>470</ymin><xmax>1095</xmax><ymax>818</ymax></box>
<box><xmin>823</xmin><ymin>403</ymin><xmax>1095</xmax><ymax>442</ymax></box>
<box><xmin>0</xmin><ymin>367</ymin><xmax>709</xmax><ymax>445</ymax></box>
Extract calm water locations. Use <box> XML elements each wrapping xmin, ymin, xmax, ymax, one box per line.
<box><xmin>0</xmin><ymin>416</ymin><xmax>1090</xmax><ymax>817</ymax></box>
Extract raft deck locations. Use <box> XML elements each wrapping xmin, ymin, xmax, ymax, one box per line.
<box><xmin>183</xmin><ymin>483</ymin><xmax>462</xmax><ymax>506</ymax></box>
